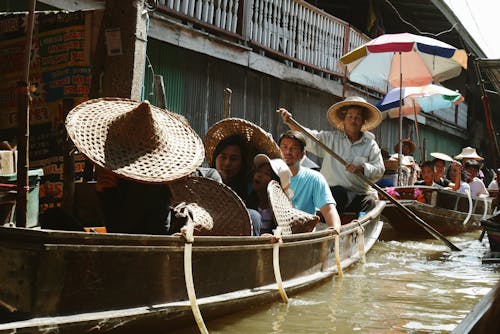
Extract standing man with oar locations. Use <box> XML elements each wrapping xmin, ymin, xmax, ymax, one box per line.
<box><xmin>277</xmin><ymin>96</ymin><xmax>385</xmax><ymax>215</ymax></box>
<box><xmin>277</xmin><ymin>97</ymin><xmax>462</xmax><ymax>251</ymax></box>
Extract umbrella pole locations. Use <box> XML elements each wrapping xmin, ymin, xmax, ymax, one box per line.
<box><xmin>398</xmin><ymin>52</ymin><xmax>403</xmax><ymax>185</ymax></box>
<box><xmin>413</xmin><ymin>102</ymin><xmax>424</xmax><ymax>162</ymax></box>
<box><xmin>16</xmin><ymin>0</ymin><xmax>36</xmax><ymax>228</ymax></box>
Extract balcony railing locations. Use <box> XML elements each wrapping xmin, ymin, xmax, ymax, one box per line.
<box><xmin>157</xmin><ymin>0</ymin><xmax>370</xmax><ymax>79</ymax></box>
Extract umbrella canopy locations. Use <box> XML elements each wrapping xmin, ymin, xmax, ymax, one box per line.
<box><xmin>340</xmin><ymin>33</ymin><xmax>468</xmax><ymax>91</ymax></box>
<box><xmin>377</xmin><ymin>84</ymin><xmax>464</xmax><ymax>119</ymax></box>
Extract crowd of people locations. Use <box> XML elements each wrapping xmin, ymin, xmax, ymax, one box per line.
<box><xmin>381</xmin><ymin>140</ymin><xmax>495</xmax><ymax>199</ymax></box>
<box><xmin>61</xmin><ymin>96</ymin><xmax>497</xmax><ymax>236</ymax></box>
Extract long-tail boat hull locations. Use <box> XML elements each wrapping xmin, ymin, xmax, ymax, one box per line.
<box><xmin>381</xmin><ymin>186</ymin><xmax>492</xmax><ymax>238</ymax></box>
<box><xmin>0</xmin><ymin>201</ymin><xmax>385</xmax><ymax>333</ymax></box>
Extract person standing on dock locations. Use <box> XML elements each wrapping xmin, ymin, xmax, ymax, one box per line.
<box><xmin>277</xmin><ymin>96</ymin><xmax>384</xmax><ymax>214</ymax></box>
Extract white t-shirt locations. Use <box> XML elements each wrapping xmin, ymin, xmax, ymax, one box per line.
<box><xmin>488</xmin><ymin>179</ymin><xmax>498</xmax><ymax>191</ymax></box>
<box><xmin>456</xmin><ymin>182</ymin><xmax>471</xmax><ymax>194</ymax></box>
<box><xmin>469</xmin><ymin>177</ymin><xmax>489</xmax><ymax>197</ymax></box>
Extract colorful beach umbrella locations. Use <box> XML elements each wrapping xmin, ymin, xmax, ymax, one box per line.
<box><xmin>340</xmin><ymin>32</ymin><xmax>468</xmax><ymax>92</ymax></box>
<box><xmin>377</xmin><ymin>84</ymin><xmax>464</xmax><ymax>119</ymax></box>
<box><xmin>340</xmin><ymin>32</ymin><xmax>467</xmax><ymax>185</ymax></box>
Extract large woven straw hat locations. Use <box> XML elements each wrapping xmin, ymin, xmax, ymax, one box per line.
<box><xmin>394</xmin><ymin>138</ymin><xmax>416</xmax><ymax>155</ymax></box>
<box><xmin>65</xmin><ymin>98</ymin><xmax>205</xmax><ymax>183</ymax></box>
<box><xmin>454</xmin><ymin>147</ymin><xmax>484</xmax><ymax>161</ymax></box>
<box><xmin>204</xmin><ymin>118</ymin><xmax>282</xmax><ymax>166</ymax></box>
<box><xmin>168</xmin><ymin>176</ymin><xmax>252</xmax><ymax>236</ymax></box>
<box><xmin>327</xmin><ymin>96</ymin><xmax>382</xmax><ymax>131</ymax></box>
<box><xmin>267</xmin><ymin>180</ymin><xmax>320</xmax><ymax>234</ymax></box>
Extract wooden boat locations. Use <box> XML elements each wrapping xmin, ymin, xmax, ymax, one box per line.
<box><xmin>0</xmin><ymin>201</ymin><xmax>385</xmax><ymax>333</ymax></box>
<box><xmin>380</xmin><ymin>186</ymin><xmax>493</xmax><ymax>238</ymax></box>
<box><xmin>480</xmin><ymin>212</ymin><xmax>500</xmax><ymax>252</ymax></box>
<box><xmin>451</xmin><ymin>281</ymin><xmax>500</xmax><ymax>334</ymax></box>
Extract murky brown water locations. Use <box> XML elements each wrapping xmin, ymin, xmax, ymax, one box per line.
<box><xmin>174</xmin><ymin>229</ymin><xmax>500</xmax><ymax>333</ymax></box>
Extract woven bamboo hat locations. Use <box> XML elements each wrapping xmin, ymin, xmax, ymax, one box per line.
<box><xmin>65</xmin><ymin>98</ymin><xmax>205</xmax><ymax>184</ymax></box>
<box><xmin>327</xmin><ymin>96</ymin><xmax>382</xmax><ymax>131</ymax></box>
<box><xmin>168</xmin><ymin>176</ymin><xmax>252</xmax><ymax>236</ymax></box>
<box><xmin>454</xmin><ymin>147</ymin><xmax>484</xmax><ymax>161</ymax></box>
<box><xmin>267</xmin><ymin>180</ymin><xmax>320</xmax><ymax>235</ymax></box>
<box><xmin>204</xmin><ymin>118</ymin><xmax>282</xmax><ymax>166</ymax></box>
<box><xmin>394</xmin><ymin>138</ymin><xmax>417</xmax><ymax>155</ymax></box>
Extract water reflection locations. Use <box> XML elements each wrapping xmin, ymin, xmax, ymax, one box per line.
<box><xmin>172</xmin><ymin>232</ymin><xmax>500</xmax><ymax>333</ymax></box>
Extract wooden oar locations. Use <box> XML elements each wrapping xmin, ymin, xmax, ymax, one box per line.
<box><xmin>286</xmin><ymin>117</ymin><xmax>461</xmax><ymax>251</ymax></box>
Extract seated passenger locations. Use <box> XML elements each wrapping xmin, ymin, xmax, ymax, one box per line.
<box><xmin>65</xmin><ymin>99</ymin><xmax>204</xmax><ymax>234</ymax></box>
<box><xmin>277</xmin><ymin>130</ymin><xmax>341</xmax><ymax>229</ymax></box>
<box><xmin>246</xmin><ymin>154</ymin><xmax>292</xmax><ymax>235</ymax></box>
<box><xmin>430</xmin><ymin>152</ymin><xmax>453</xmax><ymax>187</ymax></box>
<box><xmin>204</xmin><ymin>118</ymin><xmax>283</xmax><ymax>235</ymax></box>
<box><xmin>447</xmin><ymin>160</ymin><xmax>470</xmax><ymax>194</ymax></box>
<box><xmin>414</xmin><ymin>161</ymin><xmax>440</xmax><ymax>187</ymax></box>
<box><xmin>464</xmin><ymin>160</ymin><xmax>489</xmax><ymax>197</ymax></box>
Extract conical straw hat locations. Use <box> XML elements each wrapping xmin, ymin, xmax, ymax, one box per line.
<box><xmin>327</xmin><ymin>96</ymin><xmax>382</xmax><ymax>131</ymax></box>
<box><xmin>204</xmin><ymin>118</ymin><xmax>282</xmax><ymax>166</ymax></box>
<box><xmin>168</xmin><ymin>176</ymin><xmax>252</xmax><ymax>236</ymax></box>
<box><xmin>65</xmin><ymin>98</ymin><xmax>205</xmax><ymax>183</ymax></box>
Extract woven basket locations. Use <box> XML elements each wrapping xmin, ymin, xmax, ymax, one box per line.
<box><xmin>267</xmin><ymin>180</ymin><xmax>320</xmax><ymax>234</ymax></box>
<box><xmin>384</xmin><ymin>159</ymin><xmax>398</xmax><ymax>171</ymax></box>
<box><xmin>168</xmin><ymin>176</ymin><xmax>252</xmax><ymax>236</ymax></box>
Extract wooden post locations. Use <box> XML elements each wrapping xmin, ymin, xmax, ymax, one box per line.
<box><xmin>223</xmin><ymin>88</ymin><xmax>232</xmax><ymax>118</ymax></box>
<box><xmin>16</xmin><ymin>0</ymin><xmax>36</xmax><ymax>228</ymax></box>
<box><xmin>154</xmin><ymin>74</ymin><xmax>167</xmax><ymax>109</ymax></box>
<box><xmin>100</xmin><ymin>0</ymin><xmax>148</xmax><ymax>99</ymax></box>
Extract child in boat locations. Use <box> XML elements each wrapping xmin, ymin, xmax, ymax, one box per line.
<box><xmin>246</xmin><ymin>154</ymin><xmax>292</xmax><ymax>235</ymax></box>
<box><xmin>414</xmin><ymin>161</ymin><xmax>440</xmax><ymax>187</ymax></box>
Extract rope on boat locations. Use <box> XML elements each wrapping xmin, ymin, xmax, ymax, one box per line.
<box><xmin>463</xmin><ymin>190</ymin><xmax>473</xmax><ymax>225</ymax></box>
<box><xmin>356</xmin><ymin>222</ymin><xmax>366</xmax><ymax>264</ymax></box>
<box><xmin>481</xmin><ymin>196</ymin><xmax>489</xmax><ymax>220</ymax></box>
<box><xmin>332</xmin><ymin>227</ymin><xmax>343</xmax><ymax>278</ymax></box>
<box><xmin>181</xmin><ymin>214</ymin><xmax>209</xmax><ymax>334</ymax></box>
<box><xmin>272</xmin><ymin>227</ymin><xmax>289</xmax><ymax>303</ymax></box>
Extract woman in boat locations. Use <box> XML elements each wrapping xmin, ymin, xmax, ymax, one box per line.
<box><xmin>65</xmin><ymin>98</ymin><xmax>205</xmax><ymax>234</ymax></box>
<box><xmin>430</xmin><ymin>152</ymin><xmax>453</xmax><ymax>187</ymax></box>
<box><xmin>447</xmin><ymin>160</ymin><xmax>471</xmax><ymax>194</ymax></box>
<box><xmin>211</xmin><ymin>135</ymin><xmax>251</xmax><ymax>201</ymax></box>
<box><xmin>204</xmin><ymin>118</ymin><xmax>283</xmax><ymax>235</ymax></box>
<box><xmin>246</xmin><ymin>154</ymin><xmax>292</xmax><ymax>235</ymax></box>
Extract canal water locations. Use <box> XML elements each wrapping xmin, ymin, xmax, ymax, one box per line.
<box><xmin>175</xmin><ymin>229</ymin><xmax>500</xmax><ymax>333</ymax></box>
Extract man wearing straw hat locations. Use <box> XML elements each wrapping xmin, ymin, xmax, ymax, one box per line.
<box><xmin>454</xmin><ymin>146</ymin><xmax>487</xmax><ymax>183</ymax></box>
<box><xmin>65</xmin><ymin>98</ymin><xmax>205</xmax><ymax>234</ymax></box>
<box><xmin>278</xmin><ymin>96</ymin><xmax>385</xmax><ymax>214</ymax></box>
